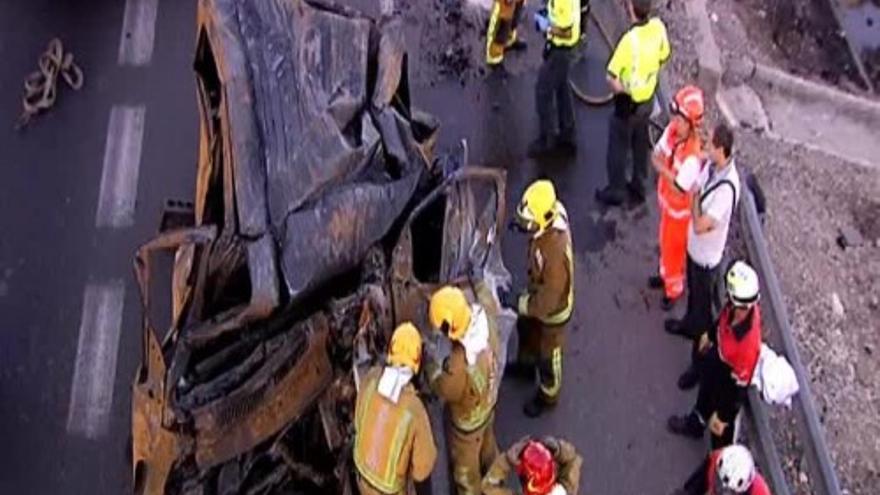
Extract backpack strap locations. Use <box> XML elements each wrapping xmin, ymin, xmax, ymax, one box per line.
<box><xmin>700</xmin><ymin>178</ymin><xmax>737</xmax><ymax>215</ymax></box>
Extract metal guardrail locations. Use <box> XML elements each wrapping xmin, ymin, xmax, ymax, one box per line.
<box><xmin>818</xmin><ymin>0</ymin><xmax>876</xmax><ymax>94</ymax></box>
<box><xmin>739</xmin><ymin>189</ymin><xmax>843</xmax><ymax>495</ymax></box>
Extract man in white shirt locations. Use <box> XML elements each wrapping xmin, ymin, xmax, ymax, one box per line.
<box><xmin>666</xmin><ymin>124</ymin><xmax>741</xmax><ymax>341</ymax></box>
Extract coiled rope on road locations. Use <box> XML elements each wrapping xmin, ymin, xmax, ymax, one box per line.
<box><xmin>17</xmin><ymin>38</ymin><xmax>84</xmax><ymax>130</ymax></box>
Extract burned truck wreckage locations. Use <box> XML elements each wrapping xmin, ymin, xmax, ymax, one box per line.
<box><xmin>131</xmin><ymin>0</ymin><xmax>513</xmax><ymax>493</ymax></box>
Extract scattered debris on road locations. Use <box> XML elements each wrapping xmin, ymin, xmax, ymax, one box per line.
<box><xmin>16</xmin><ymin>38</ymin><xmax>84</xmax><ymax>130</ymax></box>
<box><xmin>130</xmin><ymin>1</ymin><xmax>512</xmax><ymax>493</ymax></box>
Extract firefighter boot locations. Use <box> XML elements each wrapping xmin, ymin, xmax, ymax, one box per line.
<box><xmin>677</xmin><ymin>363</ymin><xmax>699</xmax><ymax>391</ymax></box>
<box><xmin>667</xmin><ymin>412</ymin><xmax>704</xmax><ymax>439</ymax></box>
<box><xmin>527</xmin><ymin>135</ymin><xmax>557</xmax><ymax>158</ymax></box>
<box><xmin>523</xmin><ymin>394</ymin><xmax>555</xmax><ymax>418</ymax></box>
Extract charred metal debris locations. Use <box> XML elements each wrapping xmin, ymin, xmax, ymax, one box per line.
<box><xmin>131</xmin><ymin>0</ymin><xmax>511</xmax><ymax>493</ymax></box>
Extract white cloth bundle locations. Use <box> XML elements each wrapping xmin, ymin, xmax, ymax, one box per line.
<box><xmin>752</xmin><ymin>344</ymin><xmax>799</xmax><ymax>407</ymax></box>
<box><xmin>377</xmin><ymin>365</ymin><xmax>414</xmax><ymax>404</ymax></box>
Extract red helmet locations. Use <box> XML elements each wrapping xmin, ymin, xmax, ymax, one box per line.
<box><xmin>517</xmin><ymin>440</ymin><xmax>557</xmax><ymax>495</ymax></box>
<box><xmin>670</xmin><ymin>85</ymin><xmax>705</xmax><ymax>124</ymax></box>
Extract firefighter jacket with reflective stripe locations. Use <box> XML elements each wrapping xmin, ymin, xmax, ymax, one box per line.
<box><xmin>547</xmin><ymin>0</ymin><xmax>581</xmax><ymax>47</ymax></box>
<box><xmin>706</xmin><ymin>450</ymin><xmax>772</xmax><ymax>495</ymax></box>
<box><xmin>482</xmin><ymin>436</ymin><xmax>583</xmax><ymax>495</ymax></box>
<box><xmin>655</xmin><ymin>120</ymin><xmax>703</xmax><ymax>219</ymax></box>
<box><xmin>716</xmin><ymin>305</ymin><xmax>763</xmax><ymax>386</ymax></box>
<box><xmin>607</xmin><ymin>18</ymin><xmax>670</xmax><ymax>103</ymax></box>
<box><xmin>520</xmin><ymin>207</ymin><xmax>574</xmax><ymax>325</ymax></box>
<box><xmin>354</xmin><ymin>367</ymin><xmax>437</xmax><ymax>494</ymax></box>
<box><xmin>432</xmin><ymin>305</ymin><xmax>502</xmax><ymax>432</ymax></box>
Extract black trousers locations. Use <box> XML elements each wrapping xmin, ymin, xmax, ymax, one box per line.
<box><xmin>604</xmin><ymin>94</ymin><xmax>652</xmax><ymax>196</ymax></box>
<box><xmin>681</xmin><ymin>255</ymin><xmax>721</xmax><ymax>339</ymax></box>
<box><xmin>694</xmin><ymin>348</ymin><xmax>744</xmax><ymax>449</ymax></box>
<box><xmin>536</xmin><ymin>46</ymin><xmax>575</xmax><ymax>141</ymax></box>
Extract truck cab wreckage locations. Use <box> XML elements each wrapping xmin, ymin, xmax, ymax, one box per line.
<box><xmin>131</xmin><ymin>0</ymin><xmax>513</xmax><ymax>493</ymax></box>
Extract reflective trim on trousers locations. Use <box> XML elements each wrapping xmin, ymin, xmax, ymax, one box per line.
<box><xmin>539</xmin><ymin>347</ymin><xmax>563</xmax><ymax>401</ymax></box>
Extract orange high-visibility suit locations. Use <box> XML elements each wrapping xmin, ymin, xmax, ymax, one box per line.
<box><xmin>655</xmin><ymin>121</ymin><xmax>702</xmax><ymax>300</ymax></box>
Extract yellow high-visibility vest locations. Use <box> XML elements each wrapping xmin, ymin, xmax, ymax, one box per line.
<box><xmin>547</xmin><ymin>0</ymin><xmax>581</xmax><ymax>47</ymax></box>
<box><xmin>607</xmin><ymin>18</ymin><xmax>671</xmax><ymax>103</ymax></box>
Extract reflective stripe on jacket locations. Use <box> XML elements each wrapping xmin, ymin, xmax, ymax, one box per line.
<box><xmin>520</xmin><ymin>205</ymin><xmax>574</xmax><ymax>325</ymax></box>
<box><xmin>547</xmin><ymin>0</ymin><xmax>581</xmax><ymax>47</ymax></box>
<box><xmin>607</xmin><ymin>17</ymin><xmax>670</xmax><ymax>102</ymax></box>
<box><xmin>354</xmin><ymin>368</ymin><xmax>437</xmax><ymax>494</ymax></box>
<box><xmin>656</xmin><ymin>121</ymin><xmax>702</xmax><ymax>218</ymax></box>
<box><xmin>432</xmin><ymin>306</ymin><xmax>502</xmax><ymax>432</ymax></box>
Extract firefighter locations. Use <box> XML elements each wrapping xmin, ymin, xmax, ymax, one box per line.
<box><xmin>595</xmin><ymin>0</ymin><xmax>671</xmax><ymax>206</ymax></box>
<box><xmin>426</xmin><ymin>285</ymin><xmax>502</xmax><ymax>495</ymax></box>
<box><xmin>482</xmin><ymin>436</ymin><xmax>582</xmax><ymax>495</ymax></box>
<box><xmin>500</xmin><ymin>180</ymin><xmax>574</xmax><ymax>417</ymax></box>
<box><xmin>528</xmin><ymin>0</ymin><xmax>582</xmax><ymax>157</ymax></box>
<box><xmin>673</xmin><ymin>444</ymin><xmax>772</xmax><ymax>495</ymax></box>
<box><xmin>353</xmin><ymin>323</ymin><xmax>437</xmax><ymax>495</ymax></box>
<box><xmin>668</xmin><ymin>261</ymin><xmax>763</xmax><ymax>449</ymax></box>
<box><xmin>648</xmin><ymin>85</ymin><xmax>705</xmax><ymax>311</ymax></box>
<box><xmin>486</xmin><ymin>0</ymin><xmax>528</xmax><ymax>67</ymax></box>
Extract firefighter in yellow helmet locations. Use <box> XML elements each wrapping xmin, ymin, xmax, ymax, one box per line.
<box><xmin>353</xmin><ymin>323</ymin><xmax>438</xmax><ymax>495</ymax></box>
<box><xmin>427</xmin><ymin>285</ymin><xmax>502</xmax><ymax>494</ymax></box>
<box><xmin>500</xmin><ymin>180</ymin><xmax>574</xmax><ymax>417</ymax></box>
<box><xmin>486</xmin><ymin>0</ymin><xmax>528</xmax><ymax>67</ymax></box>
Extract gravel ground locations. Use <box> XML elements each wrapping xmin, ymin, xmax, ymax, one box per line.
<box><xmin>656</xmin><ymin>1</ymin><xmax>880</xmax><ymax>493</ymax></box>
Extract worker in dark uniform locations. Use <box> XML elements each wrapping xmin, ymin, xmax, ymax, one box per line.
<box><xmin>674</xmin><ymin>444</ymin><xmax>772</xmax><ymax>495</ymax></box>
<box><xmin>500</xmin><ymin>180</ymin><xmax>575</xmax><ymax>418</ymax></box>
<box><xmin>668</xmin><ymin>261</ymin><xmax>763</xmax><ymax>449</ymax></box>
<box><xmin>528</xmin><ymin>0</ymin><xmax>582</xmax><ymax>157</ymax></box>
<box><xmin>595</xmin><ymin>0</ymin><xmax>671</xmax><ymax>206</ymax></box>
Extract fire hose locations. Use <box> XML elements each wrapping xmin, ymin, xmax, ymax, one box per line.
<box><xmin>16</xmin><ymin>38</ymin><xmax>84</xmax><ymax>130</ymax></box>
<box><xmin>569</xmin><ymin>9</ymin><xmax>615</xmax><ymax>106</ymax></box>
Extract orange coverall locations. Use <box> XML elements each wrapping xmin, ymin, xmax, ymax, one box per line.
<box><xmin>655</xmin><ymin>121</ymin><xmax>702</xmax><ymax>300</ymax></box>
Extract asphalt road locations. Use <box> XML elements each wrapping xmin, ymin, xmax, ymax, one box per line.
<box><xmin>0</xmin><ymin>1</ymin><xmax>704</xmax><ymax>493</ymax></box>
<box><xmin>0</xmin><ymin>1</ymin><xmax>197</xmax><ymax>492</ymax></box>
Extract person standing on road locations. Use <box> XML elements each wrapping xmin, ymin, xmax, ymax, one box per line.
<box><xmin>482</xmin><ymin>436</ymin><xmax>582</xmax><ymax>495</ymax></box>
<box><xmin>486</xmin><ymin>0</ymin><xmax>528</xmax><ymax>67</ymax></box>
<box><xmin>595</xmin><ymin>0</ymin><xmax>670</xmax><ymax>207</ymax></box>
<box><xmin>426</xmin><ymin>285</ymin><xmax>502</xmax><ymax>495</ymax></box>
<box><xmin>528</xmin><ymin>0</ymin><xmax>581</xmax><ymax>157</ymax></box>
<box><xmin>353</xmin><ymin>323</ymin><xmax>437</xmax><ymax>495</ymax></box>
<box><xmin>668</xmin><ymin>261</ymin><xmax>763</xmax><ymax>449</ymax></box>
<box><xmin>673</xmin><ymin>444</ymin><xmax>772</xmax><ymax>495</ymax></box>
<box><xmin>645</xmin><ymin>85</ymin><xmax>705</xmax><ymax>311</ymax></box>
<box><xmin>499</xmin><ymin>180</ymin><xmax>574</xmax><ymax>418</ymax></box>
<box><xmin>666</xmin><ymin>123</ymin><xmax>741</xmax><ymax>338</ymax></box>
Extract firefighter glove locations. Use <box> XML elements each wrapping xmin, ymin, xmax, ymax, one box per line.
<box><xmin>497</xmin><ymin>286</ymin><xmax>519</xmax><ymax>310</ymax></box>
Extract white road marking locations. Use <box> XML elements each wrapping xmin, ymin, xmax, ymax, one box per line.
<box><xmin>95</xmin><ymin>105</ymin><xmax>146</xmax><ymax>228</ymax></box>
<box><xmin>118</xmin><ymin>0</ymin><xmax>159</xmax><ymax>66</ymax></box>
<box><xmin>66</xmin><ymin>280</ymin><xmax>126</xmax><ymax>440</ymax></box>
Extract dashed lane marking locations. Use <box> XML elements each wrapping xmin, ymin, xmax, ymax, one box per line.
<box><xmin>118</xmin><ymin>0</ymin><xmax>159</xmax><ymax>66</ymax></box>
<box><xmin>66</xmin><ymin>280</ymin><xmax>125</xmax><ymax>440</ymax></box>
<box><xmin>95</xmin><ymin>105</ymin><xmax>145</xmax><ymax>228</ymax></box>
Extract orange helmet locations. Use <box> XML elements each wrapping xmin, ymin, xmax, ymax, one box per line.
<box><xmin>670</xmin><ymin>85</ymin><xmax>705</xmax><ymax>124</ymax></box>
<box><xmin>517</xmin><ymin>440</ymin><xmax>557</xmax><ymax>495</ymax></box>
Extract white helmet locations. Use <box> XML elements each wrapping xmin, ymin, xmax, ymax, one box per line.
<box><xmin>726</xmin><ymin>261</ymin><xmax>760</xmax><ymax>307</ymax></box>
<box><xmin>716</xmin><ymin>445</ymin><xmax>756</xmax><ymax>493</ymax></box>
